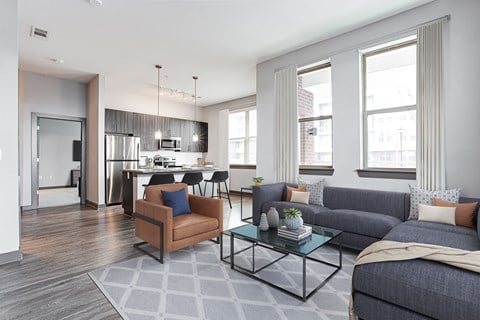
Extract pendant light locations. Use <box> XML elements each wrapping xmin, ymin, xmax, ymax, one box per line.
<box><xmin>192</xmin><ymin>75</ymin><xmax>199</xmax><ymax>142</ymax></box>
<box><xmin>154</xmin><ymin>65</ymin><xmax>162</xmax><ymax>140</ymax></box>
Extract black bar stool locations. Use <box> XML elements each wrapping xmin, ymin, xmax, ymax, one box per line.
<box><xmin>179</xmin><ymin>172</ymin><xmax>204</xmax><ymax>196</ymax></box>
<box><xmin>203</xmin><ymin>171</ymin><xmax>232</xmax><ymax>208</ymax></box>
<box><xmin>142</xmin><ymin>174</ymin><xmax>176</xmax><ymax>198</ymax></box>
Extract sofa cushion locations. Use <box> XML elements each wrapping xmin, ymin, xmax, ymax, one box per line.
<box><xmin>162</xmin><ymin>189</ymin><xmax>191</xmax><ymax>216</ymax></box>
<box><xmin>354</xmin><ymin>222</ymin><xmax>480</xmax><ymax>320</ymax></box>
<box><xmin>417</xmin><ymin>204</ymin><xmax>456</xmax><ymax>225</ymax></box>
<box><xmin>315</xmin><ymin>209</ymin><xmax>402</xmax><ymax>239</ymax></box>
<box><xmin>261</xmin><ymin>201</ymin><xmax>329</xmax><ymax>225</ymax></box>
<box><xmin>384</xmin><ymin>220</ymin><xmax>480</xmax><ymax>250</ymax></box>
<box><xmin>290</xmin><ymin>190</ymin><xmax>309</xmax><ymax>204</ymax></box>
<box><xmin>286</xmin><ymin>185</ymin><xmax>306</xmax><ymax>201</ymax></box>
<box><xmin>298</xmin><ymin>178</ymin><xmax>325</xmax><ymax>206</ymax></box>
<box><xmin>433</xmin><ymin>198</ymin><xmax>478</xmax><ymax>228</ymax></box>
<box><xmin>323</xmin><ymin>187</ymin><xmax>407</xmax><ymax>221</ymax></box>
<box><xmin>408</xmin><ymin>185</ymin><xmax>461</xmax><ymax>220</ymax></box>
<box><xmin>173</xmin><ymin>213</ymin><xmax>219</xmax><ymax>241</ymax></box>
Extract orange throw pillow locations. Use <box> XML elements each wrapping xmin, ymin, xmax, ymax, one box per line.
<box><xmin>286</xmin><ymin>186</ymin><xmax>306</xmax><ymax>201</ymax></box>
<box><xmin>433</xmin><ymin>198</ymin><xmax>478</xmax><ymax>228</ymax></box>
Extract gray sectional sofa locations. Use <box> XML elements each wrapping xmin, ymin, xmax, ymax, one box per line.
<box><xmin>252</xmin><ymin>183</ymin><xmax>480</xmax><ymax>320</ymax></box>
<box><xmin>252</xmin><ymin>183</ymin><xmax>409</xmax><ymax>250</ymax></box>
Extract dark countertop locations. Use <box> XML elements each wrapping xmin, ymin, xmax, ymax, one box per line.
<box><xmin>123</xmin><ymin>166</ymin><xmax>218</xmax><ymax>175</ymax></box>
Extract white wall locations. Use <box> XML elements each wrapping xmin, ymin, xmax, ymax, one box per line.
<box><xmin>202</xmin><ymin>95</ymin><xmax>256</xmax><ymax>166</ymax></box>
<box><xmin>0</xmin><ymin>0</ymin><xmax>20</xmax><ymax>258</ymax></box>
<box><xmin>106</xmin><ymin>82</ymin><xmax>200</xmax><ymax>121</ymax></box>
<box><xmin>202</xmin><ymin>95</ymin><xmax>257</xmax><ymax>191</ymax></box>
<box><xmin>87</xmin><ymin>75</ymin><xmax>106</xmax><ymax>206</ymax></box>
<box><xmin>20</xmin><ymin>71</ymin><xmax>87</xmax><ymax>206</ymax></box>
<box><xmin>38</xmin><ymin>118</ymin><xmax>81</xmax><ymax>188</ymax></box>
<box><xmin>256</xmin><ymin>0</ymin><xmax>480</xmax><ymax>197</ymax></box>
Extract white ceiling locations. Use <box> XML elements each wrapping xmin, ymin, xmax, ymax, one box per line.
<box><xmin>18</xmin><ymin>0</ymin><xmax>432</xmax><ymax>106</ymax></box>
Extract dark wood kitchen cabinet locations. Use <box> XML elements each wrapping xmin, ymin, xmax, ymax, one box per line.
<box><xmin>105</xmin><ymin>109</ymin><xmax>133</xmax><ymax>135</ymax></box>
<box><xmin>133</xmin><ymin>113</ymin><xmax>159</xmax><ymax>151</ymax></box>
<box><xmin>105</xmin><ymin>108</ymin><xmax>208</xmax><ymax>152</ymax></box>
<box><xmin>105</xmin><ymin>109</ymin><xmax>117</xmax><ymax>133</ymax></box>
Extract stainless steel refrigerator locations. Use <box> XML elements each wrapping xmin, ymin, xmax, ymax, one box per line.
<box><xmin>105</xmin><ymin>135</ymin><xmax>140</xmax><ymax>205</ymax></box>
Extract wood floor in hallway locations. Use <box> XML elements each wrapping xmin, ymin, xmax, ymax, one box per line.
<box><xmin>0</xmin><ymin>194</ymin><xmax>250</xmax><ymax>320</ymax></box>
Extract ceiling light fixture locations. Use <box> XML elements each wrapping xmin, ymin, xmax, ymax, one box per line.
<box><xmin>154</xmin><ymin>65</ymin><xmax>162</xmax><ymax>140</ymax></box>
<box><xmin>50</xmin><ymin>58</ymin><xmax>64</xmax><ymax>64</ymax></box>
<box><xmin>192</xmin><ymin>76</ymin><xmax>199</xmax><ymax>143</ymax></box>
<box><xmin>89</xmin><ymin>0</ymin><xmax>103</xmax><ymax>6</ymax></box>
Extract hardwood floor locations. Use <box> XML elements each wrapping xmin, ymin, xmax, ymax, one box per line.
<box><xmin>0</xmin><ymin>195</ymin><xmax>250</xmax><ymax>320</ymax></box>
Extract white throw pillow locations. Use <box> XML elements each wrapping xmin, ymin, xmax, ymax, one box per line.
<box><xmin>298</xmin><ymin>178</ymin><xmax>324</xmax><ymax>206</ymax></box>
<box><xmin>418</xmin><ymin>204</ymin><xmax>456</xmax><ymax>225</ymax></box>
<box><xmin>290</xmin><ymin>191</ymin><xmax>310</xmax><ymax>204</ymax></box>
<box><xmin>408</xmin><ymin>185</ymin><xmax>461</xmax><ymax>220</ymax></box>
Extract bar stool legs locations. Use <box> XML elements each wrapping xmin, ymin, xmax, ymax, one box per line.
<box><xmin>224</xmin><ymin>181</ymin><xmax>232</xmax><ymax>208</ymax></box>
<box><xmin>204</xmin><ymin>170</ymin><xmax>232</xmax><ymax>209</ymax></box>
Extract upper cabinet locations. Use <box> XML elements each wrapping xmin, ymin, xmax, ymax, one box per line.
<box><xmin>105</xmin><ymin>109</ymin><xmax>134</xmax><ymax>135</ymax></box>
<box><xmin>105</xmin><ymin>108</ymin><xmax>208</xmax><ymax>152</ymax></box>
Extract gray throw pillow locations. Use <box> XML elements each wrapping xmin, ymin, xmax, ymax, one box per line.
<box><xmin>408</xmin><ymin>185</ymin><xmax>461</xmax><ymax>220</ymax></box>
<box><xmin>298</xmin><ymin>178</ymin><xmax>325</xmax><ymax>206</ymax></box>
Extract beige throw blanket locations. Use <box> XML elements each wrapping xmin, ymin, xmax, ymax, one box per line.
<box><xmin>349</xmin><ymin>240</ymin><xmax>480</xmax><ymax>320</ymax></box>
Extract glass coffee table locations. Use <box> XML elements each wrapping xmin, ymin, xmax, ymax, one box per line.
<box><xmin>221</xmin><ymin>223</ymin><xmax>342</xmax><ymax>301</ymax></box>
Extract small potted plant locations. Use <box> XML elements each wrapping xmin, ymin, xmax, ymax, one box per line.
<box><xmin>283</xmin><ymin>208</ymin><xmax>303</xmax><ymax>230</ymax></box>
<box><xmin>252</xmin><ymin>177</ymin><xmax>264</xmax><ymax>186</ymax></box>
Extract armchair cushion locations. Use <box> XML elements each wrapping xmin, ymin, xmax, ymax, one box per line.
<box><xmin>173</xmin><ymin>213</ymin><xmax>219</xmax><ymax>241</ymax></box>
<box><xmin>162</xmin><ymin>188</ymin><xmax>191</xmax><ymax>216</ymax></box>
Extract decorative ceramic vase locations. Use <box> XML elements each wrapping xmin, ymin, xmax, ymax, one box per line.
<box><xmin>255</xmin><ymin>182</ymin><xmax>261</xmax><ymax>186</ymax></box>
<box><xmin>266</xmin><ymin>207</ymin><xmax>279</xmax><ymax>229</ymax></box>
<box><xmin>285</xmin><ymin>216</ymin><xmax>303</xmax><ymax>230</ymax></box>
<box><xmin>259</xmin><ymin>213</ymin><xmax>269</xmax><ymax>231</ymax></box>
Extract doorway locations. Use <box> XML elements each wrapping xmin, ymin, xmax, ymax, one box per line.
<box><xmin>31</xmin><ymin>114</ymin><xmax>86</xmax><ymax>209</ymax></box>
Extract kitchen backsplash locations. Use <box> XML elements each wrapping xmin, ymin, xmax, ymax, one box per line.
<box><xmin>140</xmin><ymin>150</ymin><xmax>206</xmax><ymax>166</ymax></box>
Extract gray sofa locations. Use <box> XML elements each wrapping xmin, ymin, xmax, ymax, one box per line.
<box><xmin>252</xmin><ymin>183</ymin><xmax>480</xmax><ymax>319</ymax></box>
<box><xmin>252</xmin><ymin>183</ymin><xmax>409</xmax><ymax>250</ymax></box>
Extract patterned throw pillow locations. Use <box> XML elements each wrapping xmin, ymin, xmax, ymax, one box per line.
<box><xmin>408</xmin><ymin>185</ymin><xmax>461</xmax><ymax>220</ymax></box>
<box><xmin>298</xmin><ymin>178</ymin><xmax>325</xmax><ymax>206</ymax></box>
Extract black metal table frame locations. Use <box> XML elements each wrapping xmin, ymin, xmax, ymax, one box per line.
<box><xmin>220</xmin><ymin>231</ymin><xmax>342</xmax><ymax>301</ymax></box>
<box><xmin>240</xmin><ymin>186</ymin><xmax>253</xmax><ymax>222</ymax></box>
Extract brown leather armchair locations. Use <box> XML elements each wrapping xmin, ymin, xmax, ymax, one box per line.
<box><xmin>134</xmin><ymin>183</ymin><xmax>223</xmax><ymax>263</ymax></box>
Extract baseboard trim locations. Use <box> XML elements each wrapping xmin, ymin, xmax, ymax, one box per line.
<box><xmin>38</xmin><ymin>185</ymin><xmax>73</xmax><ymax>190</ymax></box>
<box><xmin>0</xmin><ymin>250</ymin><xmax>22</xmax><ymax>265</ymax></box>
<box><xmin>86</xmin><ymin>200</ymin><xmax>106</xmax><ymax>209</ymax></box>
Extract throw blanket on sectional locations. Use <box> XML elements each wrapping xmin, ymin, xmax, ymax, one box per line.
<box><xmin>349</xmin><ymin>240</ymin><xmax>480</xmax><ymax>320</ymax></box>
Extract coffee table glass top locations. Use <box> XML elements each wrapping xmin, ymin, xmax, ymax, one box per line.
<box><xmin>229</xmin><ymin>224</ymin><xmax>342</xmax><ymax>256</ymax></box>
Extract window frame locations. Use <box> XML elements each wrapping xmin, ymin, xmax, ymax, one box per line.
<box><xmin>297</xmin><ymin>62</ymin><xmax>334</xmax><ymax>171</ymax></box>
<box><xmin>361</xmin><ymin>39</ymin><xmax>417</xmax><ymax>172</ymax></box>
<box><xmin>228</xmin><ymin>107</ymin><xmax>256</xmax><ymax>165</ymax></box>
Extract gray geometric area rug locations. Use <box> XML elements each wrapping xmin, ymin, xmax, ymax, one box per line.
<box><xmin>89</xmin><ymin>235</ymin><xmax>356</xmax><ymax>320</ymax></box>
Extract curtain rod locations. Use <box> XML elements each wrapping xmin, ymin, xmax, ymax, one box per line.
<box><xmin>294</xmin><ymin>15</ymin><xmax>450</xmax><ymax>70</ymax></box>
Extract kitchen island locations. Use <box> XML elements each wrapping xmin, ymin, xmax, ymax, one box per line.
<box><xmin>122</xmin><ymin>167</ymin><xmax>218</xmax><ymax>215</ymax></box>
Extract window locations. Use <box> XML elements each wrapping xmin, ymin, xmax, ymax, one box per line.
<box><xmin>229</xmin><ymin>108</ymin><xmax>256</xmax><ymax>164</ymax></box>
<box><xmin>362</xmin><ymin>39</ymin><xmax>417</xmax><ymax>170</ymax></box>
<box><xmin>297</xmin><ymin>63</ymin><xmax>332</xmax><ymax>167</ymax></box>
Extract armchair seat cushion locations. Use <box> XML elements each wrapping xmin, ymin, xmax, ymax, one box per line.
<box><xmin>173</xmin><ymin>213</ymin><xmax>219</xmax><ymax>241</ymax></box>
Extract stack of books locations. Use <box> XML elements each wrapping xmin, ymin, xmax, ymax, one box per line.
<box><xmin>277</xmin><ymin>225</ymin><xmax>312</xmax><ymax>241</ymax></box>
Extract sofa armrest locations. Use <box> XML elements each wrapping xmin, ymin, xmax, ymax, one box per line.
<box><xmin>135</xmin><ymin>199</ymin><xmax>174</xmax><ymax>248</ymax></box>
<box><xmin>252</xmin><ymin>183</ymin><xmax>286</xmax><ymax>225</ymax></box>
<box><xmin>188</xmin><ymin>195</ymin><xmax>223</xmax><ymax>232</ymax></box>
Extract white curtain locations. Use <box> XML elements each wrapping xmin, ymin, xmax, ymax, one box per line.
<box><xmin>218</xmin><ymin>109</ymin><xmax>229</xmax><ymax>170</ymax></box>
<box><xmin>274</xmin><ymin>66</ymin><xmax>298</xmax><ymax>183</ymax></box>
<box><xmin>417</xmin><ymin>20</ymin><xmax>445</xmax><ymax>190</ymax></box>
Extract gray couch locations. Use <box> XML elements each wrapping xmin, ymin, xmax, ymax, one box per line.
<box><xmin>252</xmin><ymin>183</ymin><xmax>480</xmax><ymax>319</ymax></box>
<box><xmin>252</xmin><ymin>183</ymin><xmax>409</xmax><ymax>250</ymax></box>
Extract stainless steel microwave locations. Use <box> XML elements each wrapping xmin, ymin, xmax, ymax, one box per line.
<box><xmin>160</xmin><ymin>137</ymin><xmax>181</xmax><ymax>151</ymax></box>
